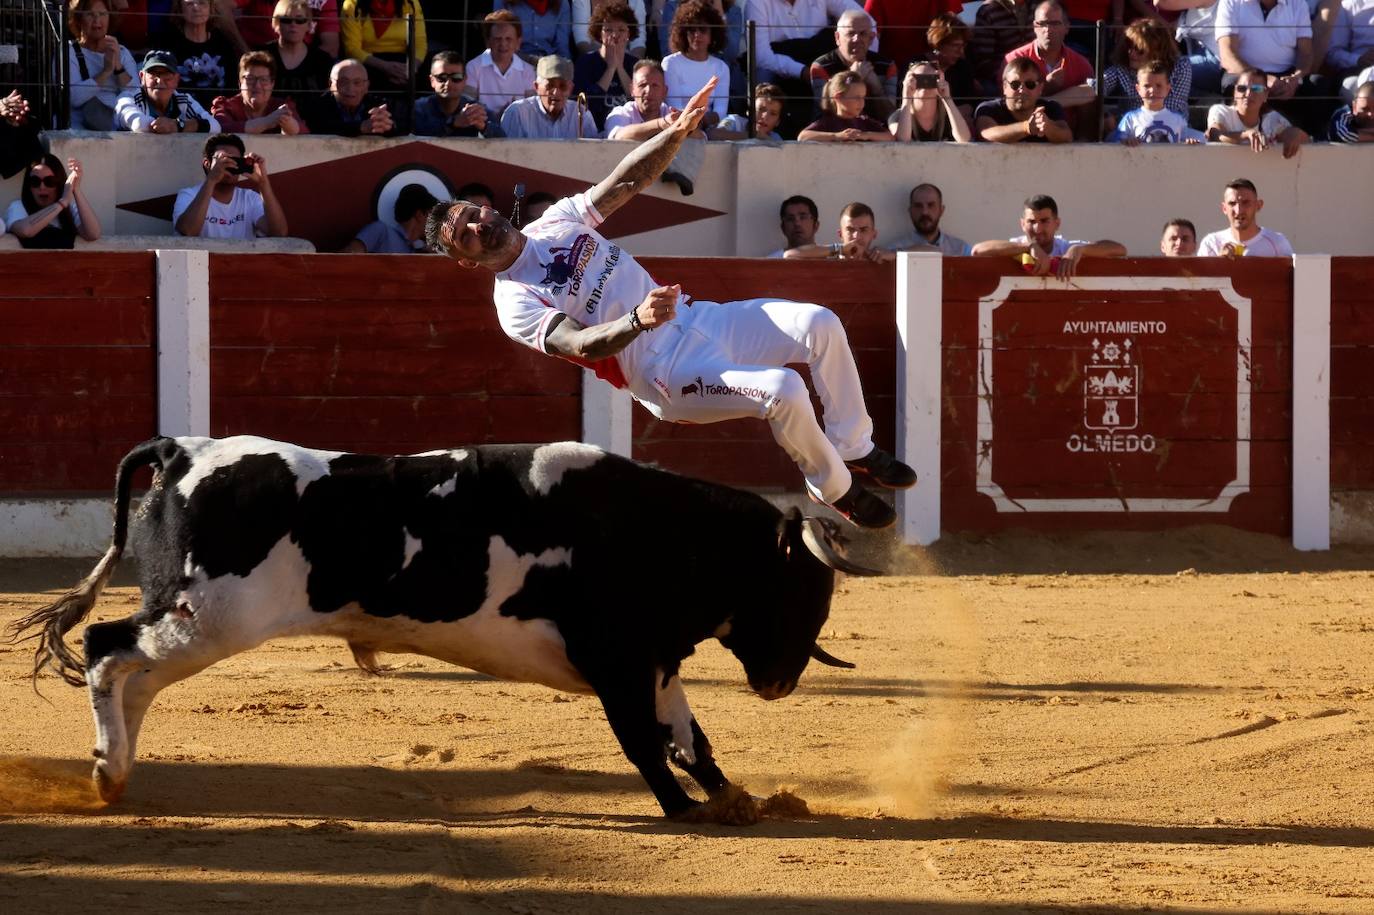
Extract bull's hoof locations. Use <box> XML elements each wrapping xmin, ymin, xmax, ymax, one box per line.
<box><xmin>93</xmin><ymin>764</ymin><xmax>125</xmax><ymax>803</ymax></box>
<box><xmin>671</xmin><ymin>784</ymin><xmax>761</xmax><ymax>826</ymax></box>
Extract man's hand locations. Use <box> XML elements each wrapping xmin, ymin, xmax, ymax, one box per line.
<box><xmin>1028</xmin><ymin>242</ymin><xmax>1054</xmax><ymax>276</ymax></box>
<box><xmin>1281</xmin><ymin>127</ymin><xmax>1306</xmax><ymax>158</ymax></box>
<box><xmin>849</xmin><ymin>59</ymin><xmax>876</xmax><ymax>85</ymax></box>
<box><xmin>672</xmin><ymin>76</ymin><xmax>717</xmax><ymax>135</ymax></box>
<box><xmin>633</xmin><ymin>285</ymin><xmax>681</xmax><ymax>328</ymax></box>
<box><xmin>1244</xmin><ymin>126</ymin><xmax>1269</xmax><ymax>152</ymax></box>
<box><xmin>1056</xmin><ymin>244</ymin><xmax>1084</xmax><ymax>279</ymax></box>
<box><xmin>1027</xmin><ymin>106</ymin><xmax>1049</xmax><ymax>137</ymax></box>
<box><xmin>1267</xmin><ymin>72</ymin><xmax>1298</xmax><ymax>100</ymax></box>
<box><xmin>0</xmin><ymin>90</ymin><xmax>29</xmax><ymax>125</ymax></box>
<box><xmin>454</xmin><ymin>101</ymin><xmax>488</xmax><ymax>130</ymax></box>
<box><xmin>275</xmin><ymin>105</ymin><xmax>301</xmax><ymax>135</ymax></box>
<box><xmin>363</xmin><ymin>104</ymin><xmax>394</xmax><ymax>135</ymax></box>
<box><xmin>149</xmin><ymin>115</ymin><xmax>178</xmax><ymax>134</ymax></box>
<box><xmin>206</xmin><ymin>150</ymin><xmax>235</xmax><ymax>184</ymax></box>
<box><xmin>241</xmin><ymin>152</ymin><xmax>269</xmax><ymax>189</ymax></box>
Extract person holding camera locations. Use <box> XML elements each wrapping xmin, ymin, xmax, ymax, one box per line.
<box><xmin>889</xmin><ymin>60</ymin><xmax>972</xmax><ymax>142</ymax></box>
<box><xmin>172</xmin><ymin>132</ymin><xmax>288</xmax><ymax>239</ymax></box>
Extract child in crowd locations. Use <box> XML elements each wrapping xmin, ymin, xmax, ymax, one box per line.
<box><xmin>1108</xmin><ymin>60</ymin><xmax>1204</xmax><ymax>145</ymax></box>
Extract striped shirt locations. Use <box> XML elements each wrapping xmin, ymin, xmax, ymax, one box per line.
<box><xmin>114</xmin><ymin>88</ymin><xmax>219</xmax><ymax>133</ymax></box>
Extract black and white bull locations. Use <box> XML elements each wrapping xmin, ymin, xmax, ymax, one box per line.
<box><xmin>10</xmin><ymin>435</ymin><xmax>875</xmax><ymax>820</ymax></box>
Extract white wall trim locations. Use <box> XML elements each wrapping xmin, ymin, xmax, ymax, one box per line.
<box><xmin>896</xmin><ymin>252</ymin><xmax>942</xmax><ymax>545</ymax></box>
<box><xmin>0</xmin><ymin>498</ymin><xmax>114</xmax><ymax>558</ymax></box>
<box><xmin>1292</xmin><ymin>254</ymin><xmax>1332</xmax><ymax>550</ymax></box>
<box><xmin>976</xmin><ymin>275</ymin><xmax>1253</xmax><ymax>513</ymax></box>
<box><xmin>581</xmin><ymin>374</ymin><xmax>633</xmax><ymax>457</ymax></box>
<box><xmin>155</xmin><ymin>249</ymin><xmax>210</xmax><ymax>437</ymax></box>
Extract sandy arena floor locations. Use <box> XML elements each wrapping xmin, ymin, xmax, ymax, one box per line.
<box><xmin>2</xmin><ymin>529</ymin><xmax>1373</xmax><ymax>914</ymax></box>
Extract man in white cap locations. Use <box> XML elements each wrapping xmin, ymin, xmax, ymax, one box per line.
<box><xmin>500</xmin><ymin>55</ymin><xmax>599</xmax><ymax>138</ymax></box>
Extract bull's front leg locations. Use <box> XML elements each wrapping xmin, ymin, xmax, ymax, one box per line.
<box><xmin>592</xmin><ymin>665</ymin><xmax>700</xmax><ymax>819</ymax></box>
<box><xmin>655</xmin><ymin>669</ymin><xmax>759</xmax><ymax>826</ymax></box>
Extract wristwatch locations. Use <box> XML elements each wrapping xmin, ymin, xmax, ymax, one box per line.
<box><xmin>176</xmin><ymin>117</ymin><xmax>186</xmax><ymax>132</ymax></box>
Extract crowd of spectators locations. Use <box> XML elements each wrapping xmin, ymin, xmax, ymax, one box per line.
<box><xmin>0</xmin><ymin>0</ymin><xmax>1369</xmax><ymax>248</ymax></box>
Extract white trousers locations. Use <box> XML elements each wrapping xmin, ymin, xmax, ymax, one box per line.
<box><xmin>628</xmin><ymin>298</ymin><xmax>874</xmax><ymax>503</ymax></box>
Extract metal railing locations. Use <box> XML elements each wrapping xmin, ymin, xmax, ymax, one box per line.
<box><xmin>1</xmin><ymin>0</ymin><xmax>66</xmax><ymax>129</ymax></box>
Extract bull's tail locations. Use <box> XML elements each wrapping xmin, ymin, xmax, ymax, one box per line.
<box><xmin>6</xmin><ymin>438</ymin><xmax>172</xmax><ymax>688</ymax></box>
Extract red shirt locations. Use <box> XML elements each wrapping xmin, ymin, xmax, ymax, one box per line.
<box><xmin>1062</xmin><ymin>0</ymin><xmax>1111</xmax><ymax>21</ymax></box>
<box><xmin>864</xmin><ymin>0</ymin><xmax>965</xmax><ymax>69</ymax></box>
<box><xmin>1005</xmin><ymin>39</ymin><xmax>1094</xmax><ymax>88</ymax></box>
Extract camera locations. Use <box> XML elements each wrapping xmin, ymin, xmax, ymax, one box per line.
<box><xmin>913</xmin><ymin>73</ymin><xmax>940</xmax><ymax>89</ymax></box>
<box><xmin>229</xmin><ymin>156</ymin><xmax>253</xmax><ymax>175</ymax></box>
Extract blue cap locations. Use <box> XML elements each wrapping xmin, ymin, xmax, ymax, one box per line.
<box><xmin>140</xmin><ymin>49</ymin><xmax>179</xmax><ymax>73</ymax></box>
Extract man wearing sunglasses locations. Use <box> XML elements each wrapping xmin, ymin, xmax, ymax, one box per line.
<box><xmin>974</xmin><ymin>57</ymin><xmax>1072</xmax><ymax>142</ymax></box>
<box><xmin>414</xmin><ymin>50</ymin><xmax>503</xmax><ymax>137</ymax></box>
<box><xmin>1205</xmin><ymin>68</ymin><xmax>1309</xmax><ymax>156</ymax></box>
<box><xmin>115</xmin><ymin>49</ymin><xmax>220</xmax><ymax>133</ymax></box>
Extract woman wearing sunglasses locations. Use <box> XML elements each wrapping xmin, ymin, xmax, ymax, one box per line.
<box><xmin>262</xmin><ymin>0</ymin><xmax>335</xmax><ymax>100</ymax></box>
<box><xmin>5</xmin><ymin>155</ymin><xmax>102</xmax><ymax>249</ymax></box>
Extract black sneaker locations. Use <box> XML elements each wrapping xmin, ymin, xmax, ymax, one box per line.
<box><xmin>845</xmin><ymin>447</ymin><xmax>917</xmax><ymax>490</ymax></box>
<box><xmin>811</xmin><ymin>482</ymin><xmax>896</xmax><ymax>530</ymax></box>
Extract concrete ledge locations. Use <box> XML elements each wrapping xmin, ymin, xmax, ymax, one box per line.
<box><xmin>0</xmin><ymin>234</ymin><xmax>315</xmax><ymax>252</ymax></box>
<box><xmin>1333</xmin><ymin>492</ymin><xmax>1374</xmax><ymax>545</ymax></box>
<box><xmin>1</xmin><ymin>499</ymin><xmax>116</xmax><ymax>558</ymax></box>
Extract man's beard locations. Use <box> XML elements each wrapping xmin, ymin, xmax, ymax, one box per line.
<box><xmin>915</xmin><ymin>217</ymin><xmax>937</xmax><ymax>236</ymax></box>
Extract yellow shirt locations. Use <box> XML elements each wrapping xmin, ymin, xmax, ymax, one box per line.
<box><xmin>341</xmin><ymin>0</ymin><xmax>427</xmax><ymax>63</ymax></box>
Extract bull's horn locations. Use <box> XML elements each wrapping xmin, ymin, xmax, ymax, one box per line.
<box><xmin>811</xmin><ymin>644</ymin><xmax>856</xmax><ymax>669</ymax></box>
<box><xmin>800</xmin><ymin>518</ymin><xmax>882</xmax><ymax>576</ymax></box>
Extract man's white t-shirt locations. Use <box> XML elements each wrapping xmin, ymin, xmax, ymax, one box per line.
<box><xmin>494</xmin><ymin>192</ymin><xmax>665</xmax><ymax>388</ymax></box>
<box><xmin>1198</xmin><ymin>226</ymin><xmax>1294</xmax><ymax>257</ymax></box>
<box><xmin>172</xmin><ymin>185</ymin><xmax>265</xmax><ymax>239</ymax></box>
<box><xmin>1206</xmin><ymin>104</ymin><xmax>1294</xmax><ymax>140</ymax></box>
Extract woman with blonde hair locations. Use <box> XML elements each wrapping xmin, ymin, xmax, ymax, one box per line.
<box><xmin>67</xmin><ymin>0</ymin><xmax>138</xmax><ymax>129</ymax></box>
<box><xmin>798</xmin><ymin>70</ymin><xmax>893</xmax><ymax>141</ymax></box>
<box><xmin>262</xmin><ymin>0</ymin><xmax>335</xmax><ymax>97</ymax></box>
<box><xmin>889</xmin><ymin>60</ymin><xmax>972</xmax><ymax>142</ymax></box>
<box><xmin>1102</xmin><ymin>18</ymin><xmax>1191</xmax><ymax>115</ymax></box>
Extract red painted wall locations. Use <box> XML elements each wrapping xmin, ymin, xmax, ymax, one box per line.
<box><xmin>1331</xmin><ymin>257</ymin><xmax>1374</xmax><ymax>495</ymax></box>
<box><xmin>0</xmin><ymin>252</ymin><xmax>156</xmax><ymax>492</ymax></box>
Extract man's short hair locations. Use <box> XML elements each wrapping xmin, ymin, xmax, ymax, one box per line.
<box><xmin>1139</xmin><ymin>58</ymin><xmax>1171</xmax><ymax>79</ymax></box>
<box><xmin>755</xmin><ymin>82</ymin><xmax>784</xmax><ymax>106</ymax></box>
<box><xmin>926</xmin><ymin>13</ymin><xmax>970</xmax><ymax>49</ymax></box>
<box><xmin>1355</xmin><ymin>80</ymin><xmax>1374</xmax><ymax>97</ymax></box>
<box><xmin>840</xmin><ymin>201</ymin><xmax>874</xmax><ymax>223</ymax></box>
<box><xmin>394</xmin><ymin>183</ymin><xmax>439</xmax><ymax>223</ymax></box>
<box><xmin>482</xmin><ymin>8</ymin><xmax>522</xmax><ymax>39</ymax></box>
<box><xmin>836</xmin><ymin>8</ymin><xmax>874</xmax><ymax>30</ymax></box>
<box><xmin>1224</xmin><ymin>178</ymin><xmax>1258</xmax><ymax>196</ymax></box>
<box><xmin>589</xmin><ymin>0</ymin><xmax>640</xmax><ymax>43</ymax></box>
<box><xmin>633</xmin><ymin>58</ymin><xmax>665</xmax><ymax>78</ymax></box>
<box><xmin>431</xmin><ymin>49</ymin><xmax>465</xmax><ymax>70</ymax></box>
<box><xmin>203</xmin><ymin>132</ymin><xmax>245</xmax><ymax>161</ymax></box>
<box><xmin>457</xmin><ymin>181</ymin><xmax>496</xmax><ymax>203</ymax></box>
<box><xmin>1034</xmin><ymin>0</ymin><xmax>1067</xmax><ymax>20</ymax></box>
<box><xmin>425</xmin><ymin>199</ymin><xmax>459</xmax><ymax>252</ymax></box>
<box><xmin>331</xmin><ymin>59</ymin><xmax>364</xmax><ymax>83</ymax></box>
<box><xmin>1162</xmin><ymin>218</ymin><xmax>1196</xmax><ymax>238</ymax></box>
<box><xmin>239</xmin><ymin>50</ymin><xmax>275</xmax><ymax>81</ymax></box>
<box><xmin>780</xmin><ymin>195</ymin><xmax>818</xmax><ymax>222</ymax></box>
<box><xmin>1004</xmin><ymin>56</ymin><xmax>1043</xmax><ymax>79</ymax></box>
<box><xmin>910</xmin><ymin>182</ymin><xmax>943</xmax><ymax>205</ymax></box>
<box><xmin>1023</xmin><ymin>193</ymin><xmax>1058</xmax><ymax>216</ymax></box>
<box><xmin>525</xmin><ymin>190</ymin><xmax>557</xmax><ymax>208</ymax></box>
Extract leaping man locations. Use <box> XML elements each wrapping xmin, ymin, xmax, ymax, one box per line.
<box><xmin>426</xmin><ymin>78</ymin><xmax>914</xmax><ymax>528</ymax></box>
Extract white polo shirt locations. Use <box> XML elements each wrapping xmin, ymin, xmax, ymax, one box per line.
<box><xmin>466</xmin><ymin>49</ymin><xmax>535</xmax><ymax>115</ymax></box>
<box><xmin>1198</xmin><ymin>226</ymin><xmax>1294</xmax><ymax>257</ymax></box>
<box><xmin>1215</xmin><ymin>0</ymin><xmax>1313</xmax><ymax>74</ymax></box>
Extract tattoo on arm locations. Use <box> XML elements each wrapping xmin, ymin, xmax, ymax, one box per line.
<box><xmin>588</xmin><ymin>125</ymin><xmax>688</xmax><ymax>220</ymax></box>
<box><xmin>545</xmin><ymin>312</ymin><xmax>644</xmax><ymax>362</ymax></box>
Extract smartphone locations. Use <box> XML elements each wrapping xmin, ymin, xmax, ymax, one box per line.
<box><xmin>229</xmin><ymin>156</ymin><xmax>253</xmax><ymax>175</ymax></box>
<box><xmin>914</xmin><ymin>74</ymin><xmax>940</xmax><ymax>89</ymax></box>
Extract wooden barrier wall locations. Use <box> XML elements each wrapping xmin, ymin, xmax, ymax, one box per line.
<box><xmin>1332</xmin><ymin>257</ymin><xmax>1374</xmax><ymax>499</ymax></box>
<box><xmin>0</xmin><ymin>252</ymin><xmax>157</xmax><ymax>492</ymax></box>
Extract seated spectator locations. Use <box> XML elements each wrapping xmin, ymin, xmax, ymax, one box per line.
<box><xmin>974</xmin><ymin>57</ymin><xmax>1071</xmax><ymax>142</ymax></box>
<box><xmin>808</xmin><ymin>9</ymin><xmax>897</xmax><ymax>121</ymax></box>
<box><xmin>604</xmin><ymin>60</ymin><xmax>706</xmax><ymax>194</ymax></box>
<box><xmin>926</xmin><ymin>14</ymin><xmax>978</xmax><ymax>120</ymax></box>
<box><xmin>1160</xmin><ymin>217</ymin><xmax>1198</xmax><ymax>256</ymax></box>
<box><xmin>495</xmin><ymin>0</ymin><xmax>572</xmax><ymax>61</ymax></box>
<box><xmin>655</xmin><ymin>0</ymin><xmax>743</xmax><ymax>77</ymax></box>
<box><xmin>212</xmin><ymin>50</ymin><xmax>308</xmax><ymax>132</ymax></box>
<box><xmin>414</xmin><ymin>51</ymin><xmax>503</xmax><ymax>135</ymax></box>
<box><xmin>1205</xmin><ymin>69</ymin><xmax>1309</xmax><ymax>157</ymax></box>
<box><xmin>574</xmin><ymin>0</ymin><xmax>646</xmax><ymax>57</ymax></box>
<box><xmin>784</xmin><ymin>201</ymin><xmax>887</xmax><ymax>260</ymax></box>
<box><xmin>889</xmin><ymin>60</ymin><xmax>973</xmax><ymax>141</ymax></box>
<box><xmin>1328</xmin><ymin>79</ymin><xmax>1374</xmax><ymax>141</ymax></box>
<box><xmin>344</xmin><ymin>182</ymin><xmax>436</xmax><ymax>252</ymax></box>
<box><xmin>1160</xmin><ymin>0</ymin><xmax>1224</xmax><ymax>95</ymax></box>
<box><xmin>521</xmin><ymin>190</ymin><xmax>557</xmax><ymax>224</ymax></box>
<box><xmin>500</xmin><ymin>55</ymin><xmax>598</xmax><ymax>137</ymax></box>
<box><xmin>865</xmin><ymin>0</ymin><xmax>965</xmax><ymax>72</ymax></box>
<box><xmin>115</xmin><ymin>50</ymin><xmax>221</xmax><ymax>132</ymax></box>
<box><xmin>1005</xmin><ymin>1</ymin><xmax>1096</xmax><ymax>132</ymax></box>
<box><xmin>1</xmin><ymin>91</ymin><xmax>44</xmax><ymax>179</ymax></box>
<box><xmin>745</xmin><ymin>0</ymin><xmax>867</xmax><ymax>135</ymax></box>
<box><xmin>709</xmin><ymin>81</ymin><xmax>784</xmax><ymax>138</ymax></box>
<box><xmin>972</xmin><ymin>194</ymin><xmax>1126</xmax><ymax>278</ymax></box>
<box><xmin>68</xmin><ymin>0</ymin><xmax>139</xmax><ymax>130</ymax></box>
<box><xmin>1197</xmin><ymin>177</ymin><xmax>1292</xmax><ymax>256</ymax></box>
<box><xmin>1327</xmin><ymin>1</ymin><xmax>1374</xmax><ymax>98</ymax></box>
<box><xmin>971</xmin><ymin>0</ymin><xmax>1034</xmax><ymax>92</ymax></box>
<box><xmin>5</xmin><ymin>155</ymin><xmax>102</xmax><ymax>248</ymax></box>
<box><xmin>1216</xmin><ymin>0</ymin><xmax>1331</xmax><ymax>131</ymax></box>
<box><xmin>798</xmin><ymin>70</ymin><xmax>893</xmax><ymax>140</ymax></box>
<box><xmin>260</xmin><ymin>0</ymin><xmax>336</xmax><ymax>101</ymax></box>
<box><xmin>303</xmin><ymin>58</ymin><xmax>396</xmax><ymax>134</ymax></box>
<box><xmin>153</xmin><ymin>0</ymin><xmax>248</xmax><ymax>106</ymax></box>
<box><xmin>468</xmin><ymin>10</ymin><xmax>536</xmax><ymax>119</ymax></box>
<box><xmin>341</xmin><ymin>0</ymin><xmax>425</xmax><ymax>95</ymax></box>
<box><xmin>1108</xmin><ymin>60</ymin><xmax>1206</xmax><ymax>143</ymax></box>
<box><xmin>233</xmin><ymin>0</ymin><xmax>339</xmax><ymax>58</ymax></box>
<box><xmin>457</xmin><ymin>182</ymin><xmax>496</xmax><ymax>209</ymax></box>
<box><xmin>664</xmin><ymin>0</ymin><xmax>732</xmax><ymax>129</ymax></box>
<box><xmin>884</xmin><ymin>182</ymin><xmax>971</xmax><ymax>255</ymax></box>
<box><xmin>1101</xmin><ymin>18</ymin><xmax>1192</xmax><ymax>117</ymax></box>
<box><xmin>573</xmin><ymin>0</ymin><xmax>639</xmax><ymax>130</ymax></box>
<box><xmin>770</xmin><ymin>194</ymin><xmax>819</xmax><ymax>257</ymax></box>
<box><xmin>173</xmin><ymin>132</ymin><xmax>288</xmax><ymax>238</ymax></box>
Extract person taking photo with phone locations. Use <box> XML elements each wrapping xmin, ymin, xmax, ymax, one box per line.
<box><xmin>173</xmin><ymin>132</ymin><xmax>289</xmax><ymax>239</ymax></box>
<box><xmin>889</xmin><ymin>60</ymin><xmax>972</xmax><ymax>142</ymax></box>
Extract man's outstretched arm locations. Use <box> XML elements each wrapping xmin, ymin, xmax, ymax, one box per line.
<box><xmin>588</xmin><ymin>77</ymin><xmax>717</xmax><ymax>221</ymax></box>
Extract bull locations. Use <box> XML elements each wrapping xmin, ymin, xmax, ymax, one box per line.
<box><xmin>9</xmin><ymin>435</ymin><xmax>876</xmax><ymax>821</ymax></box>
